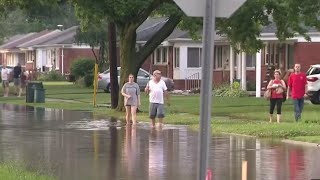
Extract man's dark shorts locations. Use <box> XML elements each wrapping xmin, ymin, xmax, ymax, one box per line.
<box><xmin>149</xmin><ymin>103</ymin><xmax>165</xmax><ymax>119</ymax></box>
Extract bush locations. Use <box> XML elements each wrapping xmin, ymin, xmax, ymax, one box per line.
<box><xmin>37</xmin><ymin>71</ymin><xmax>65</xmax><ymax>81</ymax></box>
<box><xmin>84</xmin><ymin>74</ymin><xmax>94</xmax><ymax>87</ymax></box>
<box><xmin>70</xmin><ymin>58</ymin><xmax>95</xmax><ymax>79</ymax></box>
<box><xmin>213</xmin><ymin>82</ymin><xmax>248</xmax><ymax>97</ymax></box>
<box><xmin>75</xmin><ymin>77</ymin><xmax>86</xmax><ymax>87</ymax></box>
<box><xmin>247</xmin><ymin>81</ymin><xmax>256</xmax><ymax>91</ymax></box>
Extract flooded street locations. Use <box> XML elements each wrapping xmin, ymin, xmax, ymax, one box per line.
<box><xmin>0</xmin><ymin>104</ymin><xmax>319</xmax><ymax>180</ymax></box>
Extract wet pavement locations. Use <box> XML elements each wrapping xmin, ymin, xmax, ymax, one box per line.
<box><xmin>0</xmin><ymin>104</ymin><xmax>319</xmax><ymax>180</ymax></box>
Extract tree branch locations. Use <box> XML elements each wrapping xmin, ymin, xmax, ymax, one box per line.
<box><xmin>136</xmin><ymin>13</ymin><xmax>182</xmax><ymax>67</ymax></box>
<box><xmin>132</xmin><ymin>0</ymin><xmax>164</xmax><ymax>28</ymax></box>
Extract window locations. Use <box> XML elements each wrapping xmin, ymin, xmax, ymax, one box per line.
<box><xmin>187</xmin><ymin>47</ymin><xmax>202</xmax><ymax>68</ymax></box>
<box><xmin>162</xmin><ymin>48</ymin><xmax>167</xmax><ymax>63</ymax></box>
<box><xmin>174</xmin><ymin>47</ymin><xmax>180</xmax><ymax>68</ymax></box>
<box><xmin>156</xmin><ymin>48</ymin><xmax>161</xmax><ymax>63</ymax></box>
<box><xmin>46</xmin><ymin>50</ymin><xmax>51</xmax><ymax>66</ymax></box>
<box><xmin>215</xmin><ymin>46</ymin><xmax>223</xmax><ymax>69</ymax></box>
<box><xmin>53</xmin><ymin>49</ymin><xmax>59</xmax><ymax>70</ymax></box>
<box><xmin>287</xmin><ymin>44</ymin><xmax>294</xmax><ymax>69</ymax></box>
<box><xmin>264</xmin><ymin>43</ymin><xmax>280</xmax><ymax>65</ymax></box>
<box><xmin>153</xmin><ymin>47</ymin><xmax>168</xmax><ymax>65</ymax></box>
<box><xmin>246</xmin><ymin>54</ymin><xmax>256</xmax><ymax>68</ymax></box>
<box><xmin>18</xmin><ymin>53</ymin><xmax>25</xmax><ymax>66</ymax></box>
<box><xmin>306</xmin><ymin>67</ymin><xmax>320</xmax><ymax>76</ymax></box>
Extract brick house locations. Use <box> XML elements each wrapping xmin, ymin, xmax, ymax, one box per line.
<box><xmin>137</xmin><ymin>18</ymin><xmax>320</xmax><ymax>96</ymax></box>
<box><xmin>0</xmin><ymin>26</ymin><xmax>96</xmax><ymax>75</ymax></box>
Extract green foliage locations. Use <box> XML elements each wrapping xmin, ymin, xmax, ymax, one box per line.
<box><xmin>37</xmin><ymin>71</ymin><xmax>65</xmax><ymax>81</ymax></box>
<box><xmin>217</xmin><ymin>0</ymin><xmax>320</xmax><ymax>54</ymax></box>
<box><xmin>83</xmin><ymin>74</ymin><xmax>94</xmax><ymax>87</ymax></box>
<box><xmin>74</xmin><ymin>24</ymin><xmax>109</xmax><ymax>70</ymax></box>
<box><xmin>75</xmin><ymin>76</ymin><xmax>85</xmax><ymax>87</ymax></box>
<box><xmin>0</xmin><ymin>163</ymin><xmax>55</xmax><ymax>180</ymax></box>
<box><xmin>247</xmin><ymin>81</ymin><xmax>256</xmax><ymax>91</ymax></box>
<box><xmin>70</xmin><ymin>58</ymin><xmax>95</xmax><ymax>79</ymax></box>
<box><xmin>0</xmin><ymin>1</ymin><xmax>78</xmax><ymax>43</ymax></box>
<box><xmin>213</xmin><ymin>82</ymin><xmax>248</xmax><ymax>97</ymax></box>
<box><xmin>304</xmin><ymin>118</ymin><xmax>320</xmax><ymax>124</ymax></box>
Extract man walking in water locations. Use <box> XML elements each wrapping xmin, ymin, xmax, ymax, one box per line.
<box><xmin>145</xmin><ymin>70</ymin><xmax>170</xmax><ymax>128</ymax></box>
<box><xmin>287</xmin><ymin>64</ymin><xmax>308</xmax><ymax>122</ymax></box>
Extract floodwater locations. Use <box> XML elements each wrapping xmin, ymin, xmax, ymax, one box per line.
<box><xmin>0</xmin><ymin>104</ymin><xmax>319</xmax><ymax>180</ymax></box>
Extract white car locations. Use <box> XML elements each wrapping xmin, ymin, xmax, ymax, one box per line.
<box><xmin>97</xmin><ymin>67</ymin><xmax>174</xmax><ymax>93</ymax></box>
<box><xmin>306</xmin><ymin>64</ymin><xmax>320</xmax><ymax>104</ymax></box>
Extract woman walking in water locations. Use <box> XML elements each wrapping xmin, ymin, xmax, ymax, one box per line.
<box><xmin>121</xmin><ymin>74</ymin><xmax>141</xmax><ymax>125</ymax></box>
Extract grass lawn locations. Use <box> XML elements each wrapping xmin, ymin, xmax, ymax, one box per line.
<box><xmin>1</xmin><ymin>81</ymin><xmax>320</xmax><ymax>142</ymax></box>
<box><xmin>0</xmin><ymin>164</ymin><xmax>55</xmax><ymax>180</ymax></box>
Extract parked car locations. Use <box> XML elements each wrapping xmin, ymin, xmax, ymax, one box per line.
<box><xmin>306</xmin><ymin>64</ymin><xmax>320</xmax><ymax>104</ymax></box>
<box><xmin>98</xmin><ymin>67</ymin><xmax>174</xmax><ymax>93</ymax></box>
<box><xmin>0</xmin><ymin>65</ymin><xmax>14</xmax><ymax>81</ymax></box>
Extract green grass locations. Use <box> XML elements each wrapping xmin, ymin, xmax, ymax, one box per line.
<box><xmin>1</xmin><ymin>81</ymin><xmax>320</xmax><ymax>141</ymax></box>
<box><xmin>289</xmin><ymin>136</ymin><xmax>320</xmax><ymax>144</ymax></box>
<box><xmin>0</xmin><ymin>164</ymin><xmax>55</xmax><ymax>180</ymax></box>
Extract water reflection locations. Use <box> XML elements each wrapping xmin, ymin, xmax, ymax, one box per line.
<box><xmin>0</xmin><ymin>104</ymin><xmax>318</xmax><ymax>180</ymax></box>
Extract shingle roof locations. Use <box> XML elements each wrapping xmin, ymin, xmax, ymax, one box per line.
<box><xmin>33</xmin><ymin>26</ymin><xmax>78</xmax><ymax>47</ymax></box>
<box><xmin>0</xmin><ymin>30</ymin><xmax>52</xmax><ymax>50</ymax></box>
<box><xmin>261</xmin><ymin>23</ymin><xmax>319</xmax><ymax>34</ymax></box>
<box><xmin>17</xmin><ymin>30</ymin><xmax>61</xmax><ymax>48</ymax></box>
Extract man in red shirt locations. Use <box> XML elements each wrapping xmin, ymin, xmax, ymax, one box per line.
<box><xmin>287</xmin><ymin>64</ymin><xmax>308</xmax><ymax>122</ymax></box>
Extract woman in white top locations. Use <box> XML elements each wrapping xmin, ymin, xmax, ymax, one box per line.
<box><xmin>1</xmin><ymin>64</ymin><xmax>10</xmax><ymax>97</ymax></box>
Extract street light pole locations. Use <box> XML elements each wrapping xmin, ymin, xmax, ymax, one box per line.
<box><xmin>197</xmin><ymin>0</ymin><xmax>216</xmax><ymax>179</ymax></box>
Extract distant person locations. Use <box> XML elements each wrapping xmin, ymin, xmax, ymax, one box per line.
<box><xmin>18</xmin><ymin>67</ymin><xmax>28</xmax><ymax>97</ymax></box>
<box><xmin>287</xmin><ymin>64</ymin><xmax>308</xmax><ymax>122</ymax></box>
<box><xmin>121</xmin><ymin>74</ymin><xmax>141</xmax><ymax>126</ymax></box>
<box><xmin>267</xmin><ymin>70</ymin><xmax>286</xmax><ymax>123</ymax></box>
<box><xmin>1</xmin><ymin>64</ymin><xmax>10</xmax><ymax>97</ymax></box>
<box><xmin>13</xmin><ymin>63</ymin><xmax>22</xmax><ymax>96</ymax></box>
<box><xmin>145</xmin><ymin>70</ymin><xmax>170</xmax><ymax>128</ymax></box>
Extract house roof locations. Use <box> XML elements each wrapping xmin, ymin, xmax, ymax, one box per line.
<box><xmin>17</xmin><ymin>30</ymin><xmax>61</xmax><ymax>48</ymax></box>
<box><xmin>36</xmin><ymin>26</ymin><xmax>78</xmax><ymax>46</ymax></box>
<box><xmin>0</xmin><ymin>30</ymin><xmax>53</xmax><ymax>50</ymax></box>
<box><xmin>137</xmin><ymin>17</ymin><xmax>229</xmax><ymax>43</ymax></box>
<box><xmin>261</xmin><ymin>22</ymin><xmax>319</xmax><ymax>34</ymax></box>
<box><xmin>136</xmin><ymin>17</ymin><xmax>191</xmax><ymax>42</ymax></box>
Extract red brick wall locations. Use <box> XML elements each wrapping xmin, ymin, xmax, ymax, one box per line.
<box><xmin>60</xmin><ymin>48</ymin><xmax>97</xmax><ymax>74</ymax></box>
<box><xmin>141</xmin><ymin>55</ymin><xmax>152</xmax><ymax>73</ymax></box>
<box><xmin>294</xmin><ymin>42</ymin><xmax>320</xmax><ymax>72</ymax></box>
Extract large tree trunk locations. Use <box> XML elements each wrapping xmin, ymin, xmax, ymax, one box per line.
<box><xmin>116</xmin><ymin>24</ymin><xmax>139</xmax><ymax>111</ymax></box>
<box><xmin>108</xmin><ymin>22</ymin><xmax>119</xmax><ymax>109</ymax></box>
<box><xmin>115</xmin><ymin>15</ymin><xmax>183</xmax><ymax>111</ymax></box>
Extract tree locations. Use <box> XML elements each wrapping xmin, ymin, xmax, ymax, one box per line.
<box><xmin>2</xmin><ymin>0</ymin><xmax>320</xmax><ymax>110</ymax></box>
<box><xmin>72</xmin><ymin>0</ymin><xmax>320</xmax><ymax>111</ymax></box>
<box><xmin>217</xmin><ymin>0</ymin><xmax>320</xmax><ymax>54</ymax></box>
<box><xmin>0</xmin><ymin>0</ymin><xmax>78</xmax><ymax>43</ymax></box>
<box><xmin>73</xmin><ymin>0</ymin><xmax>183</xmax><ymax>111</ymax></box>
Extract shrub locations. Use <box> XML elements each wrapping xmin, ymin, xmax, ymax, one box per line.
<box><xmin>70</xmin><ymin>58</ymin><xmax>95</xmax><ymax>79</ymax></box>
<box><xmin>247</xmin><ymin>81</ymin><xmax>256</xmax><ymax>91</ymax></box>
<box><xmin>84</xmin><ymin>74</ymin><xmax>94</xmax><ymax>87</ymax></box>
<box><xmin>75</xmin><ymin>77</ymin><xmax>86</xmax><ymax>87</ymax></box>
<box><xmin>213</xmin><ymin>82</ymin><xmax>248</xmax><ymax>97</ymax></box>
<box><xmin>37</xmin><ymin>71</ymin><xmax>65</xmax><ymax>81</ymax></box>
